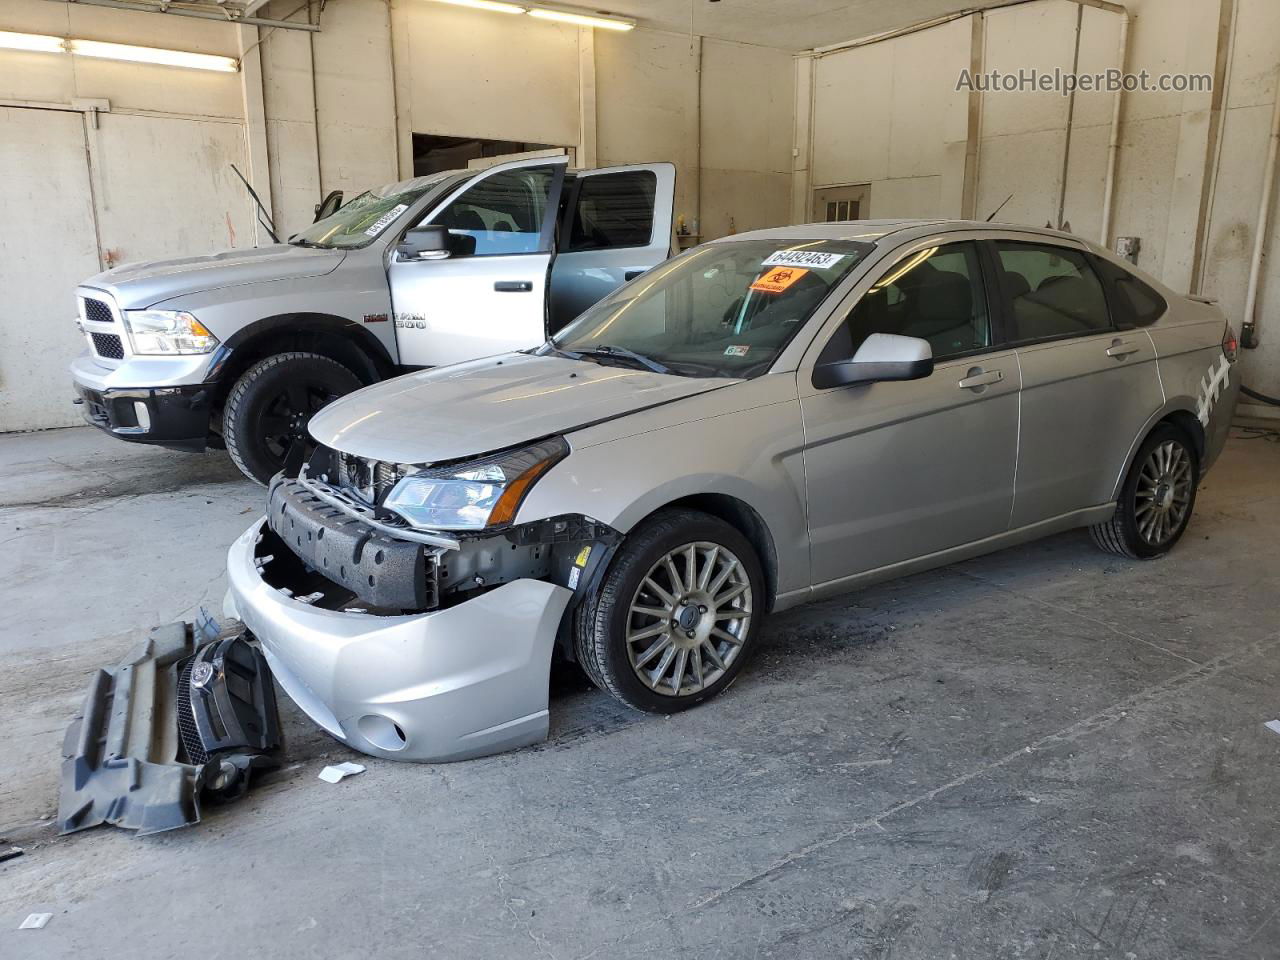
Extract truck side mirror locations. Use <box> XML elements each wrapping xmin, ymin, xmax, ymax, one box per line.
<box><xmin>313</xmin><ymin>190</ymin><xmax>344</xmax><ymax>222</ymax></box>
<box><xmin>397</xmin><ymin>225</ymin><xmax>452</xmax><ymax>261</ymax></box>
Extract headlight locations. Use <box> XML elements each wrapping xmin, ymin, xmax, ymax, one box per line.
<box><xmin>122</xmin><ymin>310</ymin><xmax>219</xmax><ymax>355</ymax></box>
<box><xmin>383</xmin><ymin>437</ymin><xmax>568</xmax><ymax>531</ymax></box>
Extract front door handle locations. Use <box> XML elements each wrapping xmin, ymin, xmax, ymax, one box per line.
<box><xmin>957</xmin><ymin>368</ymin><xmax>1003</xmax><ymax>390</ymax></box>
<box><xmin>1106</xmin><ymin>339</ymin><xmax>1140</xmax><ymax>359</ymax></box>
<box><xmin>494</xmin><ymin>280</ymin><xmax>533</xmax><ymax>292</ymax></box>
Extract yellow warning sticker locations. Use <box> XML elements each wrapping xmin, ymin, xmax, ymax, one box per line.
<box><xmin>574</xmin><ymin>545</ymin><xmax>592</xmax><ymax>568</ymax></box>
<box><xmin>750</xmin><ymin>266</ymin><xmax>809</xmax><ymax>294</ymax></box>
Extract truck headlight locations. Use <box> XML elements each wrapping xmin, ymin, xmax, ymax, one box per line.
<box><xmin>383</xmin><ymin>437</ymin><xmax>568</xmax><ymax>531</ymax></box>
<box><xmin>122</xmin><ymin>310</ymin><xmax>219</xmax><ymax>355</ymax></box>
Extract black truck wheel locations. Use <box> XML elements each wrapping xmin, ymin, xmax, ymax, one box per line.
<box><xmin>222</xmin><ymin>352</ymin><xmax>362</xmax><ymax>485</ymax></box>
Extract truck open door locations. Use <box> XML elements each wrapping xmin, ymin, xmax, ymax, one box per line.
<box><xmin>388</xmin><ymin>156</ymin><xmax>569</xmax><ymax>367</ymax></box>
<box><xmin>547</xmin><ymin>162</ymin><xmax>676</xmax><ymax>333</ymax></box>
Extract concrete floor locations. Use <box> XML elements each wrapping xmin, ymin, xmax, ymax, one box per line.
<box><xmin>2</xmin><ymin>425</ymin><xmax>1279</xmax><ymax>960</ymax></box>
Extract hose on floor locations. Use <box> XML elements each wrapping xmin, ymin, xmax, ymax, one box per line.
<box><xmin>1242</xmin><ymin>385</ymin><xmax>1280</xmax><ymax>407</ymax></box>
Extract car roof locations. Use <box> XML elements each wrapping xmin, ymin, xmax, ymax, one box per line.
<box><xmin>715</xmin><ymin>219</ymin><xmax>1089</xmax><ymax>248</ymax></box>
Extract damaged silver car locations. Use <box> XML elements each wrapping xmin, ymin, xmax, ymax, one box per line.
<box><xmin>225</xmin><ymin>220</ymin><xmax>1240</xmax><ymax>762</ymax></box>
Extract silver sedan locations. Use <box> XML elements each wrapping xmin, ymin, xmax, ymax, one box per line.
<box><xmin>225</xmin><ymin>220</ymin><xmax>1240</xmax><ymax>762</ymax></box>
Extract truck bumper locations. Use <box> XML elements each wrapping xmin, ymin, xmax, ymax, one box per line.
<box><xmin>71</xmin><ymin>353</ymin><xmax>215</xmax><ymax>450</ymax></box>
<box><xmin>224</xmin><ymin>518</ymin><xmax>574</xmax><ymax>763</ymax></box>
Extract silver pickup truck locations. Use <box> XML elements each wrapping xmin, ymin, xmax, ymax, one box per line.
<box><xmin>69</xmin><ymin>156</ymin><xmax>676</xmax><ymax>482</ymax></box>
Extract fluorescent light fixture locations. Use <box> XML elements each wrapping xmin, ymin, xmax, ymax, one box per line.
<box><xmin>526</xmin><ymin>6</ymin><xmax>635</xmax><ymax>30</ymax></box>
<box><xmin>0</xmin><ymin>30</ymin><xmax>68</xmax><ymax>53</ymax></box>
<box><xmin>69</xmin><ymin>39</ymin><xmax>238</xmax><ymax>73</ymax></box>
<box><xmin>434</xmin><ymin>0</ymin><xmax>527</xmax><ymax>11</ymax></box>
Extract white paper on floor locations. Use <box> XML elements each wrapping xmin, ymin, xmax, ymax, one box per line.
<box><xmin>318</xmin><ymin>762</ymin><xmax>366</xmax><ymax>783</ymax></box>
<box><xmin>1264</xmin><ymin>720</ymin><xmax>1280</xmax><ymax>736</ymax></box>
<box><xmin>20</xmin><ymin>914</ymin><xmax>52</xmax><ymax>930</ymax></box>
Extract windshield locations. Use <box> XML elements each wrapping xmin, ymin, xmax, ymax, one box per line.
<box><xmin>544</xmin><ymin>239</ymin><xmax>873</xmax><ymax>378</ymax></box>
<box><xmin>289</xmin><ymin>172</ymin><xmax>462</xmax><ymax>250</ymax></box>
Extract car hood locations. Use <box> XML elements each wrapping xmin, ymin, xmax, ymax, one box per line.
<box><xmin>78</xmin><ymin>244</ymin><xmax>346</xmax><ymax>309</ymax></box>
<box><xmin>308</xmin><ymin>353</ymin><xmax>731</xmax><ymax>464</ymax></box>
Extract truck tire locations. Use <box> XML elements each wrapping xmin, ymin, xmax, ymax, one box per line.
<box><xmin>223</xmin><ymin>352</ymin><xmax>362</xmax><ymax>485</ymax></box>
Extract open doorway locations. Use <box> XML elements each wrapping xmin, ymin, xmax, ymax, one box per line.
<box><xmin>412</xmin><ymin>134</ymin><xmax>564</xmax><ymax>176</ymax></box>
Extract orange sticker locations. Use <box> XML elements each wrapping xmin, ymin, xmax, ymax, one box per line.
<box><xmin>750</xmin><ymin>266</ymin><xmax>809</xmax><ymax>294</ymax></box>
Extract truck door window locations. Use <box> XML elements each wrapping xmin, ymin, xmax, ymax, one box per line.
<box><xmin>432</xmin><ymin>166</ymin><xmax>557</xmax><ymax>256</ymax></box>
<box><xmin>567</xmin><ymin>171</ymin><xmax>657</xmax><ymax>251</ymax></box>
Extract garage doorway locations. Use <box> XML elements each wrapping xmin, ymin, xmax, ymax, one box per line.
<box><xmin>412</xmin><ymin>133</ymin><xmax>565</xmax><ymax>176</ymax></box>
<box><xmin>813</xmin><ymin>184</ymin><xmax>870</xmax><ymax>222</ymax></box>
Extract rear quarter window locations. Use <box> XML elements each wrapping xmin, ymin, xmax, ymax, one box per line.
<box><xmin>1090</xmin><ymin>255</ymin><xmax>1168</xmax><ymax>328</ymax></box>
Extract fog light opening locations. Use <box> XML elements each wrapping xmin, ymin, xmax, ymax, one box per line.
<box><xmin>357</xmin><ymin>714</ymin><xmax>407</xmax><ymax>751</ymax></box>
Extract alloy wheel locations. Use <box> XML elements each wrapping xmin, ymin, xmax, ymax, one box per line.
<box><xmin>625</xmin><ymin>541</ymin><xmax>753</xmax><ymax>697</ymax></box>
<box><xmin>1134</xmin><ymin>439</ymin><xmax>1193</xmax><ymax>546</ymax></box>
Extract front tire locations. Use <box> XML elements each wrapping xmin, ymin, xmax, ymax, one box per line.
<box><xmin>575</xmin><ymin>509</ymin><xmax>765</xmax><ymax>713</ymax></box>
<box><xmin>1090</xmin><ymin>423</ymin><xmax>1199</xmax><ymax>559</ymax></box>
<box><xmin>222</xmin><ymin>352</ymin><xmax>362</xmax><ymax>485</ymax></box>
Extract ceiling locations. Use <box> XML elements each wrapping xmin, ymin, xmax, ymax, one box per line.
<box><xmin>583</xmin><ymin>0</ymin><xmax>1017</xmax><ymax>50</ymax></box>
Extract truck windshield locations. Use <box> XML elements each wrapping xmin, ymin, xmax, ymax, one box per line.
<box><xmin>289</xmin><ymin>172</ymin><xmax>460</xmax><ymax>249</ymax></box>
<box><xmin>543</xmin><ymin>239</ymin><xmax>873</xmax><ymax>378</ymax></box>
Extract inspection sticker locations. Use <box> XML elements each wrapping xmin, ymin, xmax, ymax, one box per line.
<box><xmin>364</xmin><ymin>204</ymin><xmax>409</xmax><ymax>237</ymax></box>
<box><xmin>574</xmin><ymin>545</ymin><xmax>592</xmax><ymax>568</ymax></box>
<box><xmin>724</xmin><ymin>345</ymin><xmax>750</xmax><ymax>357</ymax></box>
<box><xmin>750</xmin><ymin>266</ymin><xmax>809</xmax><ymax>294</ymax></box>
<box><xmin>763</xmin><ymin>250</ymin><xmax>846</xmax><ymax>269</ymax></box>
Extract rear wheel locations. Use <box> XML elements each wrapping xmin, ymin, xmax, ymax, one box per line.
<box><xmin>1090</xmin><ymin>423</ymin><xmax>1199</xmax><ymax>559</ymax></box>
<box><xmin>223</xmin><ymin>352</ymin><xmax>362</xmax><ymax>485</ymax></box>
<box><xmin>575</xmin><ymin>509</ymin><xmax>765</xmax><ymax>713</ymax></box>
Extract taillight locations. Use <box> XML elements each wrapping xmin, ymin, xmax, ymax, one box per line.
<box><xmin>1222</xmin><ymin>323</ymin><xmax>1239</xmax><ymax>361</ymax></box>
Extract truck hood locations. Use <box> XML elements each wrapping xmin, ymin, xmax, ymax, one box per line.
<box><xmin>308</xmin><ymin>353</ymin><xmax>730</xmax><ymax>464</ymax></box>
<box><xmin>79</xmin><ymin>244</ymin><xmax>346</xmax><ymax>309</ymax></box>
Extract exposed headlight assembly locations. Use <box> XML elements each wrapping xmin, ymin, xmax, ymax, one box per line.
<box><xmin>383</xmin><ymin>437</ymin><xmax>569</xmax><ymax>531</ymax></box>
<box><xmin>122</xmin><ymin>310</ymin><xmax>219</xmax><ymax>355</ymax></box>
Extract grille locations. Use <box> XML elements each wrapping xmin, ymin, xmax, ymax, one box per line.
<box><xmin>335</xmin><ymin>452</ymin><xmax>403</xmax><ymax>503</ymax></box>
<box><xmin>90</xmin><ymin>332</ymin><xmax>125</xmax><ymax>360</ymax></box>
<box><xmin>176</xmin><ymin>657</ymin><xmax>209</xmax><ymax>766</ymax></box>
<box><xmin>82</xmin><ymin>297</ymin><xmax>114</xmax><ymax>325</ymax></box>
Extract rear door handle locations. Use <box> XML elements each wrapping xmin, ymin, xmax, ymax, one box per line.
<box><xmin>957</xmin><ymin>369</ymin><xmax>1003</xmax><ymax>390</ymax></box>
<box><xmin>494</xmin><ymin>281</ymin><xmax>533</xmax><ymax>292</ymax></box>
<box><xmin>1106</xmin><ymin>339</ymin><xmax>1140</xmax><ymax>358</ymax></box>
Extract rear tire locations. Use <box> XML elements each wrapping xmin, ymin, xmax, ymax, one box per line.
<box><xmin>575</xmin><ymin>509</ymin><xmax>765</xmax><ymax>713</ymax></box>
<box><xmin>1090</xmin><ymin>423</ymin><xmax>1199</xmax><ymax>559</ymax></box>
<box><xmin>223</xmin><ymin>352</ymin><xmax>362</xmax><ymax>485</ymax></box>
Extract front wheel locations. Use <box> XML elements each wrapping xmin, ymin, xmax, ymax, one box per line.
<box><xmin>1090</xmin><ymin>423</ymin><xmax>1200</xmax><ymax>559</ymax></box>
<box><xmin>222</xmin><ymin>352</ymin><xmax>363</xmax><ymax>485</ymax></box>
<box><xmin>575</xmin><ymin>509</ymin><xmax>765</xmax><ymax>713</ymax></box>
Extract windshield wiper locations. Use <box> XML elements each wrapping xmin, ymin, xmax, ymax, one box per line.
<box><xmin>540</xmin><ymin>342</ymin><xmax>583</xmax><ymax>360</ymax></box>
<box><xmin>577</xmin><ymin>345</ymin><xmax>671</xmax><ymax>375</ymax></box>
<box><xmin>289</xmin><ymin>238</ymin><xmax>328</xmax><ymax>249</ymax></box>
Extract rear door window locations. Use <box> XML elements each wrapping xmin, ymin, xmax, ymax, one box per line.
<box><xmin>820</xmin><ymin>241</ymin><xmax>992</xmax><ymax>364</ymax></box>
<box><xmin>566</xmin><ymin>171</ymin><xmax>657</xmax><ymax>251</ymax></box>
<box><xmin>994</xmin><ymin>241</ymin><xmax>1111</xmax><ymax>341</ymax></box>
<box><xmin>1089</xmin><ymin>255</ymin><xmax>1167</xmax><ymax>328</ymax></box>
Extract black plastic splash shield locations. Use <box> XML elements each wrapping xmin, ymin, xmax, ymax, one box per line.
<box><xmin>59</xmin><ymin>621</ymin><xmax>281</xmax><ymax>836</ymax></box>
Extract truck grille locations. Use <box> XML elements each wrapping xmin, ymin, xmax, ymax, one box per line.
<box><xmin>90</xmin><ymin>332</ymin><xmax>125</xmax><ymax>360</ymax></box>
<box><xmin>82</xmin><ymin>297</ymin><xmax>114</xmax><ymax>325</ymax></box>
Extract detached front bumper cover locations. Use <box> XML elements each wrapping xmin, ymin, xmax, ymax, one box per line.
<box><xmin>59</xmin><ymin>620</ymin><xmax>281</xmax><ymax>836</ymax></box>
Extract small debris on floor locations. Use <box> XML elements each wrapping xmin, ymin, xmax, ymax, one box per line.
<box><xmin>0</xmin><ymin>846</ymin><xmax>24</xmax><ymax>863</ymax></box>
<box><xmin>19</xmin><ymin>913</ymin><xmax>52</xmax><ymax>930</ymax></box>
<box><xmin>318</xmin><ymin>762</ymin><xmax>366</xmax><ymax>783</ymax></box>
<box><xmin>1264</xmin><ymin>720</ymin><xmax>1280</xmax><ymax>736</ymax></box>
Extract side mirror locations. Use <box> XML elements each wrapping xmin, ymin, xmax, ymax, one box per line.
<box><xmin>313</xmin><ymin>190</ymin><xmax>344</xmax><ymax>222</ymax></box>
<box><xmin>397</xmin><ymin>224</ymin><xmax>452</xmax><ymax>261</ymax></box>
<box><xmin>812</xmin><ymin>333</ymin><xmax>934</xmax><ymax>389</ymax></box>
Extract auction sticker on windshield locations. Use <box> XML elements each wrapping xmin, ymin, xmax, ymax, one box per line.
<box><xmin>364</xmin><ymin>204</ymin><xmax>409</xmax><ymax>237</ymax></box>
<box><xmin>763</xmin><ymin>250</ymin><xmax>847</xmax><ymax>269</ymax></box>
<box><xmin>750</xmin><ymin>266</ymin><xmax>809</xmax><ymax>294</ymax></box>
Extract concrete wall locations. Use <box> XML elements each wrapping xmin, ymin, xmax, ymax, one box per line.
<box><xmin>796</xmin><ymin>0</ymin><xmax>1280</xmax><ymax>399</ymax></box>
